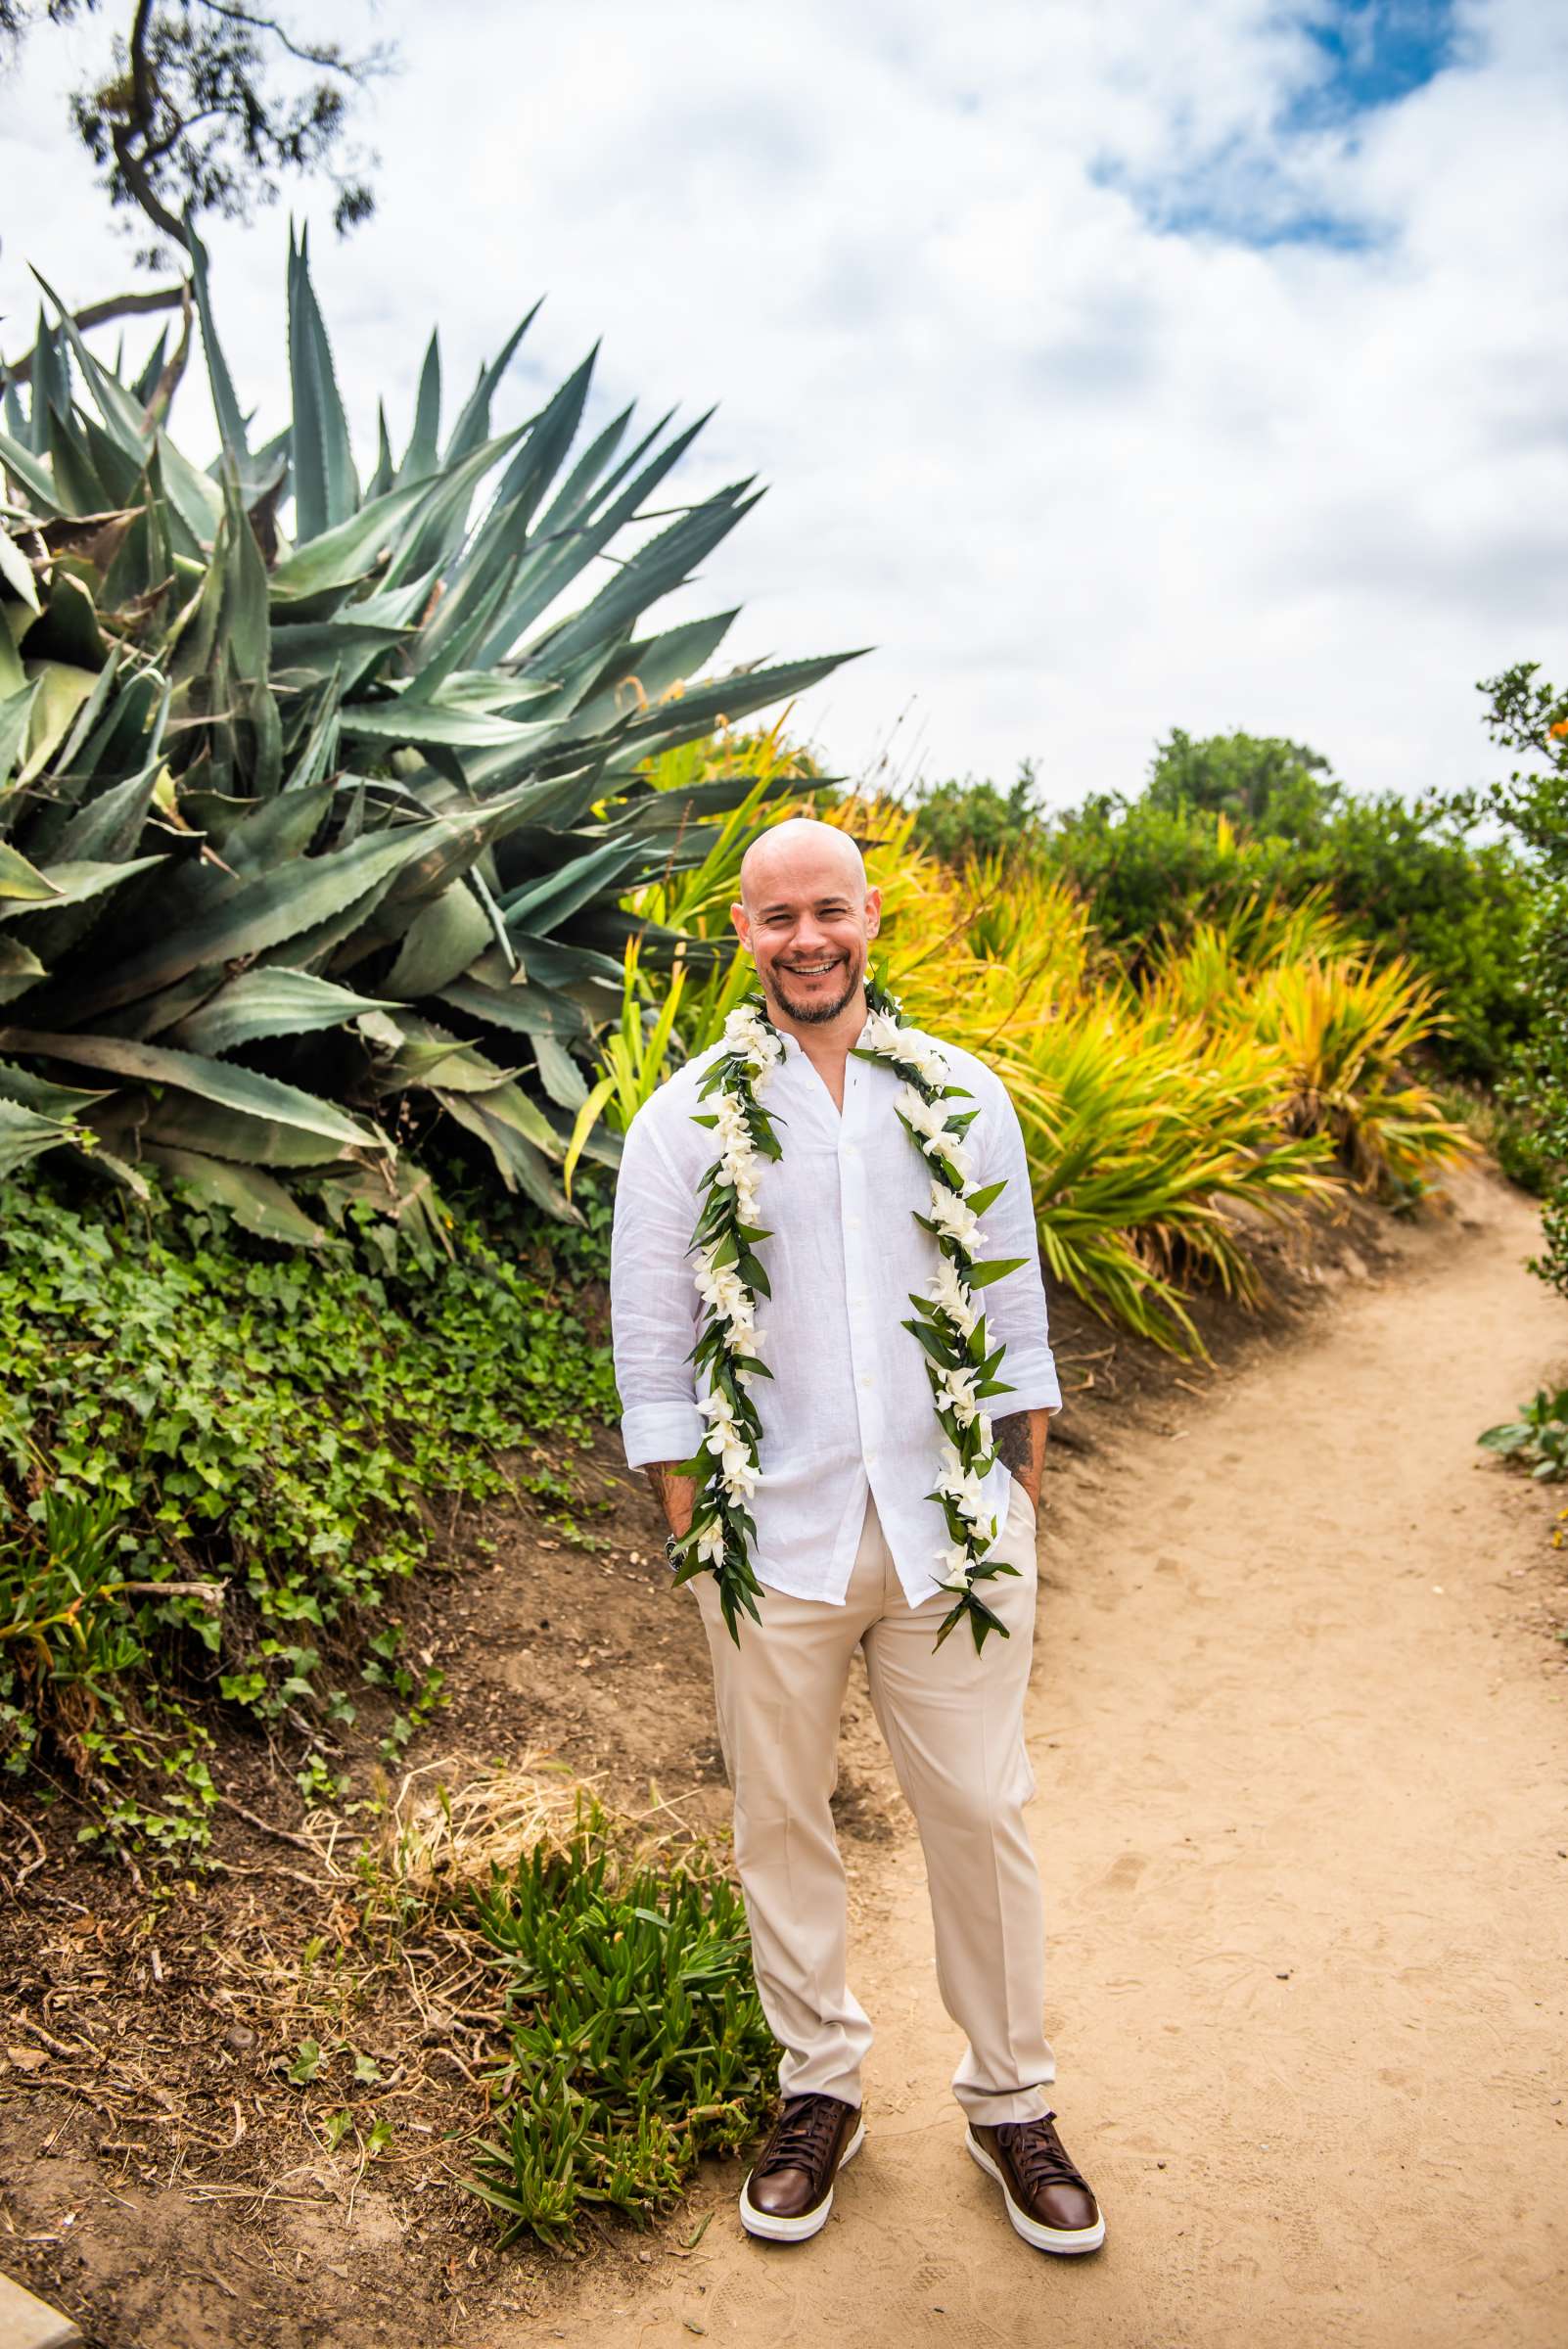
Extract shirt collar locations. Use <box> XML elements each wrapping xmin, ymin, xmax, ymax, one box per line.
<box><xmin>774</xmin><ymin>1010</ymin><xmax>872</xmax><ymax>1060</ymax></box>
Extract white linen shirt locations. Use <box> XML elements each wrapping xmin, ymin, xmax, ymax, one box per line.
<box><xmin>609</xmin><ymin>1016</ymin><xmax>1064</xmax><ymax>1608</ymax></box>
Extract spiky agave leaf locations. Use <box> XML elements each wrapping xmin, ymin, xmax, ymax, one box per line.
<box><xmin>0</xmin><ymin>236</ymin><xmax>861</xmax><ymax>1223</ymax></box>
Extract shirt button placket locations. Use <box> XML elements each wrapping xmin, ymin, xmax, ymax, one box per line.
<box><xmin>842</xmin><ymin>1070</ymin><xmax>877</xmax><ymax>1453</ymax></box>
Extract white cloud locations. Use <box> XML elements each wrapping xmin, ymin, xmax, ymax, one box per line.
<box><xmin>3</xmin><ymin>0</ymin><xmax>1566</xmax><ymax>805</ymax></box>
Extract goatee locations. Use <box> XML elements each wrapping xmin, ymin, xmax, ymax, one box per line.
<box><xmin>770</xmin><ymin>956</ymin><xmax>862</xmax><ymax>1026</ymax></box>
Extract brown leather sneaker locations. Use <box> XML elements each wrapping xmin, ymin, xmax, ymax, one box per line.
<box><xmin>738</xmin><ymin>2094</ymin><xmax>865</xmax><ymax>2242</ymax></box>
<box><xmin>967</xmin><ymin>2110</ymin><xmax>1106</xmax><ymax>2254</ymax></box>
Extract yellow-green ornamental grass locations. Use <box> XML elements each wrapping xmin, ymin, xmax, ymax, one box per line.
<box><xmin>575</xmin><ymin>740</ymin><xmax>1470</xmax><ymax>1354</ymax></box>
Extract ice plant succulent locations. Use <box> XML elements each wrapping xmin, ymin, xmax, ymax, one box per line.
<box><xmin>669</xmin><ymin>978</ymin><xmax>1027</xmax><ymax>1652</ymax></box>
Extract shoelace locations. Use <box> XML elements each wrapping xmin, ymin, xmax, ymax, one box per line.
<box><xmin>756</xmin><ymin>2096</ymin><xmax>845</xmax><ymax>2178</ymax></box>
<box><xmin>996</xmin><ymin>2110</ymin><xmax>1089</xmax><ymax>2194</ymax></box>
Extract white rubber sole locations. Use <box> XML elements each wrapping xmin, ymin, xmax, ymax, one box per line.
<box><xmin>966</xmin><ymin>2128</ymin><xmax>1107</xmax><ymax>2255</ymax></box>
<box><xmin>738</xmin><ymin>2117</ymin><xmax>866</xmax><ymax>2241</ymax></box>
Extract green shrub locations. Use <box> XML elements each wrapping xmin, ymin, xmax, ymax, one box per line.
<box><xmin>906</xmin><ymin>732</ymin><xmax>1531</xmax><ymax>1088</ymax></box>
<box><xmin>1045</xmin><ymin>788</ymin><xmax>1276</xmax><ymax>954</ymax></box>
<box><xmin>0</xmin><ymin>1165</ymin><xmax>615</xmax><ymax>1847</ymax></box>
<box><xmin>1478</xmin><ymin>1387</ymin><xmax>1568</xmax><ymax>1482</ymax></box>
<box><xmin>467</xmin><ymin>1813</ymin><xmax>777</xmax><ymax>2244</ymax></box>
<box><xmin>1479</xmin><ymin>661</ymin><xmax>1568</xmax><ymax>1289</ymax></box>
<box><xmin>907</xmin><ymin>762</ymin><xmax>1045</xmax><ymax>865</ymax></box>
<box><xmin>1292</xmin><ymin>792</ymin><xmax>1529</xmax><ymax>1085</ymax></box>
<box><xmin>1038</xmin><ymin>736</ymin><xmax>1531</xmax><ymax>1083</ymax></box>
<box><xmin>1143</xmin><ymin>727</ymin><xmax>1342</xmax><ymax>832</ymax></box>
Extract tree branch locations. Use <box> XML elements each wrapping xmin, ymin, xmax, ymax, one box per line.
<box><xmin>127</xmin><ymin>0</ymin><xmax>159</xmax><ymax>133</ymax></box>
<box><xmin>111</xmin><ymin>0</ymin><xmax>192</xmax><ymax>250</ymax></box>
<box><xmin>197</xmin><ymin>0</ymin><xmax>363</xmax><ymax>76</ymax></box>
<box><xmin>3</xmin><ymin>283</ymin><xmax>187</xmax><ymax>386</ymax></box>
<box><xmin>111</xmin><ymin>115</ymin><xmax>192</xmax><ymax>249</ymax></box>
<box><xmin>29</xmin><ymin>0</ymin><xmax>392</xmax><ymax>263</ymax></box>
<box><xmin>139</xmin><ymin>102</ymin><xmax>232</xmax><ymax>164</ymax></box>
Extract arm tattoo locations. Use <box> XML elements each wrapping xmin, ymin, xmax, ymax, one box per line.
<box><xmin>994</xmin><ymin>1410</ymin><xmax>1046</xmax><ymax>1510</ymax></box>
<box><xmin>993</xmin><ymin>1412</ymin><xmax>1035</xmax><ymax>1477</ymax></box>
<box><xmin>643</xmin><ymin>1461</ymin><xmax>696</xmax><ymax>1538</ymax></box>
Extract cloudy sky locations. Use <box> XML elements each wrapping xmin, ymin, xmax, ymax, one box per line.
<box><xmin>3</xmin><ymin>0</ymin><xmax>1566</xmax><ymax>806</ymax></box>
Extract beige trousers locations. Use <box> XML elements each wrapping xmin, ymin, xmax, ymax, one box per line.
<box><xmin>686</xmin><ymin>1477</ymin><xmax>1056</xmax><ymax>2127</ymax></box>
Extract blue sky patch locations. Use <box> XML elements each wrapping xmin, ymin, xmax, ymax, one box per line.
<box><xmin>1293</xmin><ymin>0</ymin><xmax>1458</xmax><ymax>123</ymax></box>
<box><xmin>1096</xmin><ymin>1</ymin><xmax>1464</xmax><ymax>250</ymax></box>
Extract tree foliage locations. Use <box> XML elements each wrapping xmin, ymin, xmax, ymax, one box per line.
<box><xmin>1144</xmin><ymin>726</ymin><xmax>1341</xmax><ymax>834</ymax></box>
<box><xmin>912</xmin><ymin>731</ymin><xmax>1531</xmax><ymax>1086</ymax></box>
<box><xmin>907</xmin><ymin>760</ymin><xmax>1043</xmax><ymax>866</ymax></box>
<box><xmin>1479</xmin><ymin>660</ymin><xmax>1568</xmax><ymax>1288</ymax></box>
<box><xmin>0</xmin><ymin>0</ymin><xmax>387</xmax><ymax>269</ymax></box>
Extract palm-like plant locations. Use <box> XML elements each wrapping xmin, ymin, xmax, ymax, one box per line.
<box><xmin>0</xmin><ymin>228</ymin><xmax>856</xmax><ymax>1238</ymax></box>
<box><xmin>1239</xmin><ymin>953</ymin><xmax>1472</xmax><ymax>1194</ymax></box>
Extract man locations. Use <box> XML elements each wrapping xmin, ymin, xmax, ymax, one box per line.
<box><xmin>609</xmin><ymin>815</ymin><xmax>1103</xmax><ymax>2256</ymax></box>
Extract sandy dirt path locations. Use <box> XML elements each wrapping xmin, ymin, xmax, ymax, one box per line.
<box><xmin>518</xmin><ymin>1173</ymin><xmax>1567</xmax><ymax>2349</ymax></box>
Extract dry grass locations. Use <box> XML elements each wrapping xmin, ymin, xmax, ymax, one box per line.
<box><xmin>300</xmin><ymin>1752</ymin><xmax>595</xmax><ymax>1899</ymax></box>
<box><xmin>0</xmin><ymin>1748</ymin><xmax>720</xmax><ymax>2250</ymax></box>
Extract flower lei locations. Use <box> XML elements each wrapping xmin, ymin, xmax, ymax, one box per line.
<box><xmin>668</xmin><ymin>977</ymin><xmax>1027</xmax><ymax>1653</ymax></box>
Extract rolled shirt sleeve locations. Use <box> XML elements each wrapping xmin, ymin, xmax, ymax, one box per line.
<box><xmin>610</xmin><ymin>1104</ymin><xmax>707</xmax><ymax>1469</ymax></box>
<box><xmin>976</xmin><ymin>1074</ymin><xmax>1064</xmax><ymax>1417</ymax></box>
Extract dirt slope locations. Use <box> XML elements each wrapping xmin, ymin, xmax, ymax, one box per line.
<box><xmin>520</xmin><ymin>1167</ymin><xmax>1568</xmax><ymax>2349</ymax></box>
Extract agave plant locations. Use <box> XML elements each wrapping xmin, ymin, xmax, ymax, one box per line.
<box><xmin>0</xmin><ymin>226</ymin><xmax>855</xmax><ymax>1240</ymax></box>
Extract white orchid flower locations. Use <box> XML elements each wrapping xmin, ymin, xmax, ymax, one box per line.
<box><xmin>724</xmin><ymin>1004</ymin><xmax>782</xmax><ymax>1087</ymax></box>
<box><xmin>724</xmin><ymin>1317</ymin><xmax>763</xmax><ymax>1356</ymax></box>
<box><xmin>714</xmin><ymin>1096</ymin><xmax>755</xmax><ymax>1159</ymax></box>
<box><xmin>723</xmin><ymin>1004</ymin><xmax>770</xmax><ymax>1052</ymax></box>
<box><xmin>941</xmin><ymin>1464</ymin><xmax>990</xmax><ymax>1523</ymax></box>
<box><xmin>705</xmin><ymin>1406</ymin><xmax>752</xmax><ymax>1468</ymax></box>
<box><xmin>927</xmin><ymin>1182</ymin><xmax>983</xmax><ymax>1249</ymax></box>
<box><xmin>935</xmin><ymin>1444</ymin><xmax>989</xmax><ymax>1519</ymax></box>
<box><xmin>697</xmin><ymin>1519</ymin><xmax>726</xmax><ymax>1566</ymax></box>
<box><xmin>714</xmin><ymin>1430</ymin><xmax>759</xmax><ymax>1496</ymax></box>
<box><xmin>931</xmin><ymin>1256</ymin><xmax>979</xmax><ymax>1338</ymax></box>
<box><xmin>692</xmin><ymin>1256</ymin><xmax>724</xmax><ymax>1307</ymax></box>
<box><xmin>696</xmin><ymin>1261</ymin><xmax>749</xmax><ymax>1324</ymax></box>
<box><xmin>715</xmin><ymin>1149</ymin><xmax>757</xmax><ymax>1199</ymax></box>
<box><xmin>898</xmin><ymin>1084</ymin><xmax>953</xmax><ymax>1146</ymax></box>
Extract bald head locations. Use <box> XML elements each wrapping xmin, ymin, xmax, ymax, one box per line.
<box><xmin>731</xmin><ymin>815</ymin><xmax>881</xmax><ymax>1033</ymax></box>
<box><xmin>738</xmin><ymin>816</ymin><xmax>867</xmax><ymax>912</ymax></box>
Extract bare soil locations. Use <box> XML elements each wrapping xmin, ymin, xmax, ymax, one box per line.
<box><xmin>3</xmin><ymin>1165</ymin><xmax>1566</xmax><ymax>2348</ymax></box>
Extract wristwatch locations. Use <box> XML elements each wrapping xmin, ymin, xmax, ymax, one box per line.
<box><xmin>664</xmin><ymin>1531</ymin><xmax>684</xmax><ymax>1569</ymax></box>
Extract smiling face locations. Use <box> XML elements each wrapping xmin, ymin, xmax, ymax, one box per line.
<box><xmin>732</xmin><ymin>818</ymin><xmax>882</xmax><ymax>1031</ymax></box>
